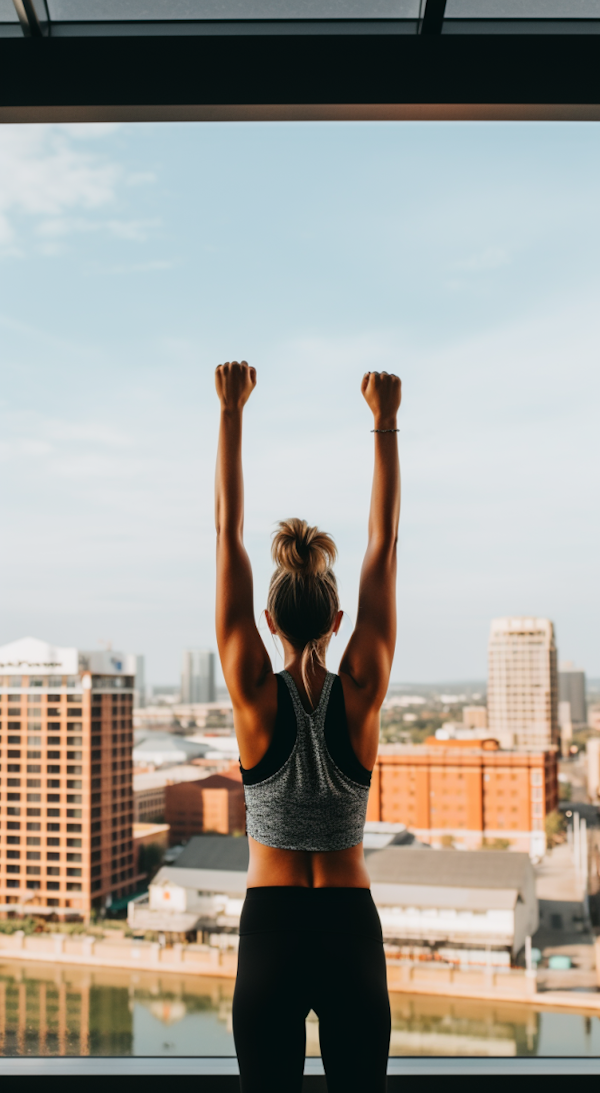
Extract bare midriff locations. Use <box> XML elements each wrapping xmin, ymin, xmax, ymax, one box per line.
<box><xmin>246</xmin><ymin>835</ymin><xmax>371</xmax><ymax>889</ymax></box>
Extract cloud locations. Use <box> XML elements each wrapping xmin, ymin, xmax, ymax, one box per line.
<box><xmin>0</xmin><ymin>410</ymin><xmax>132</xmax><ymax>467</ymax></box>
<box><xmin>0</xmin><ymin>126</ymin><xmax>120</xmax><ymax>253</ymax></box>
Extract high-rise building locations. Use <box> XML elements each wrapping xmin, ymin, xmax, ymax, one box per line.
<box><xmin>487</xmin><ymin>617</ymin><xmax>559</xmax><ymax>751</ymax></box>
<box><xmin>558</xmin><ymin>661</ymin><xmax>587</xmax><ymax>726</ymax></box>
<box><xmin>0</xmin><ymin>636</ymin><xmax>140</xmax><ymax>921</ymax></box>
<box><xmin>181</xmin><ymin>649</ymin><xmax>216</xmax><ymax>704</ymax></box>
<box><xmin>134</xmin><ymin>655</ymin><xmax>146</xmax><ymax>709</ymax></box>
<box><xmin>587</xmin><ymin>737</ymin><xmax>600</xmax><ymax>801</ymax></box>
<box><xmin>558</xmin><ymin>700</ymin><xmax>573</xmax><ymax>758</ymax></box>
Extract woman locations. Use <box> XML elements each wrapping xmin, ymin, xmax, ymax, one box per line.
<box><xmin>214</xmin><ymin>361</ymin><xmax>401</xmax><ymax>1093</ymax></box>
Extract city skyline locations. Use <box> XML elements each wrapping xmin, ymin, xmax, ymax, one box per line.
<box><xmin>1</xmin><ymin>122</ymin><xmax>599</xmax><ymax>686</ymax></box>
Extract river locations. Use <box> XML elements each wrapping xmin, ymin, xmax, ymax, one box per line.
<box><xmin>0</xmin><ymin>960</ymin><xmax>599</xmax><ymax>1057</ymax></box>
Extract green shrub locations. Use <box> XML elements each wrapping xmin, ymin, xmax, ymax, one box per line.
<box><xmin>545</xmin><ymin>809</ymin><xmax>566</xmax><ymax>848</ymax></box>
<box><xmin>0</xmin><ymin>917</ymin><xmax>38</xmax><ymax>935</ymax></box>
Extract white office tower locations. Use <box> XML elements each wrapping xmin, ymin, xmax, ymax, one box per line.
<box><xmin>181</xmin><ymin>649</ymin><xmax>216</xmax><ymax>704</ymax></box>
<box><xmin>487</xmin><ymin>618</ymin><xmax>559</xmax><ymax>751</ymax></box>
<box><xmin>587</xmin><ymin>738</ymin><xmax>600</xmax><ymax>802</ymax></box>
<box><xmin>558</xmin><ymin>662</ymin><xmax>587</xmax><ymax>726</ymax></box>
<box><xmin>558</xmin><ymin>700</ymin><xmax>573</xmax><ymax>758</ymax></box>
<box><xmin>134</xmin><ymin>655</ymin><xmax>146</xmax><ymax>709</ymax></box>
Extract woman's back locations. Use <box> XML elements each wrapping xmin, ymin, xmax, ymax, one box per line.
<box><xmin>214</xmin><ymin>364</ymin><xmax>400</xmax><ymax>890</ymax></box>
<box><xmin>213</xmin><ymin>362</ymin><xmax>400</xmax><ymax>1091</ymax></box>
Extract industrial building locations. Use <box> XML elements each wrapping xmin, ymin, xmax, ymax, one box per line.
<box><xmin>368</xmin><ymin>847</ymin><xmax>538</xmax><ymax>967</ymax></box>
<box><xmin>128</xmin><ymin>834</ymin><xmax>537</xmax><ymax>965</ymax></box>
<box><xmin>128</xmin><ymin>834</ymin><xmax>248</xmax><ymax>939</ymax></box>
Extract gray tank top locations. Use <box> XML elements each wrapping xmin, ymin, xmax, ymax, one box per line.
<box><xmin>242</xmin><ymin>669</ymin><xmax>371</xmax><ymax>853</ymax></box>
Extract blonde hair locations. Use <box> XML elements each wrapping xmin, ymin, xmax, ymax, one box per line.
<box><xmin>267</xmin><ymin>518</ymin><xmax>339</xmax><ymax>707</ymax></box>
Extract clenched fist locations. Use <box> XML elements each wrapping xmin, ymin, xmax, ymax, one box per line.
<box><xmin>361</xmin><ymin>371</ymin><xmax>402</xmax><ymax>426</ymax></box>
<box><xmin>215</xmin><ymin>360</ymin><xmax>257</xmax><ymax>411</ymax></box>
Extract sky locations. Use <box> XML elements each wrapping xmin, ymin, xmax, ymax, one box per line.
<box><xmin>1</xmin><ymin>120</ymin><xmax>599</xmax><ymax>687</ymax></box>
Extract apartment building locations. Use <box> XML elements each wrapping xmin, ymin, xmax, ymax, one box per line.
<box><xmin>0</xmin><ymin>636</ymin><xmax>138</xmax><ymax>921</ymax></box>
<box><xmin>366</xmin><ymin>738</ymin><xmax>558</xmax><ymax>857</ymax></box>
<box><xmin>487</xmin><ymin>617</ymin><xmax>559</xmax><ymax>750</ymax></box>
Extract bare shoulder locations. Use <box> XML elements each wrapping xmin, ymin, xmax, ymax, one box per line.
<box><xmin>231</xmin><ymin>669</ymin><xmax>279</xmax><ymax>770</ymax></box>
<box><xmin>337</xmin><ymin>669</ymin><xmax>381</xmax><ymax>771</ymax></box>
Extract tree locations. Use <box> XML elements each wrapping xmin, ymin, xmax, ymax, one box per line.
<box><xmin>545</xmin><ymin>809</ymin><xmax>566</xmax><ymax>849</ymax></box>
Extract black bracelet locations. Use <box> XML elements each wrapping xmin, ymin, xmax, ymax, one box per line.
<box><xmin>371</xmin><ymin>428</ymin><xmax>399</xmax><ymax>433</ymax></box>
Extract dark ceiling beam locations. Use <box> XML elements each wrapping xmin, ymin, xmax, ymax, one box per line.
<box><xmin>420</xmin><ymin>0</ymin><xmax>447</xmax><ymax>37</ymax></box>
<box><xmin>1</xmin><ymin>34</ymin><xmax>600</xmax><ymax>122</ymax></box>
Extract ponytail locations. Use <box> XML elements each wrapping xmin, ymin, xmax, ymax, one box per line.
<box><xmin>267</xmin><ymin>518</ymin><xmax>339</xmax><ymax>707</ymax></box>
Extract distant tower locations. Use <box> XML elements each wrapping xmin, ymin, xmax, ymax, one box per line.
<box><xmin>181</xmin><ymin>649</ymin><xmax>216</xmax><ymax>704</ymax></box>
<box><xmin>134</xmin><ymin>654</ymin><xmax>146</xmax><ymax>708</ymax></box>
<box><xmin>487</xmin><ymin>617</ymin><xmax>558</xmax><ymax>750</ymax></box>
<box><xmin>558</xmin><ymin>662</ymin><xmax>587</xmax><ymax>726</ymax></box>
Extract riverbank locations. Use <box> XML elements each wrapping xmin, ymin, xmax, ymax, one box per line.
<box><xmin>1</xmin><ymin>930</ymin><xmax>599</xmax><ymax>1012</ymax></box>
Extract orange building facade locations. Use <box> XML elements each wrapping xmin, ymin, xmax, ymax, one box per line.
<box><xmin>367</xmin><ymin>739</ymin><xmax>558</xmax><ymax>855</ymax></box>
<box><xmin>0</xmin><ymin>638</ymin><xmax>139</xmax><ymax>921</ymax></box>
<box><xmin>165</xmin><ymin>770</ymin><xmax>245</xmax><ymax>843</ymax></box>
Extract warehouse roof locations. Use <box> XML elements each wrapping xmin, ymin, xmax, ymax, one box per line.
<box><xmin>176</xmin><ymin>834</ymin><xmax>250</xmax><ymax>872</ymax></box>
<box><xmin>366</xmin><ymin>847</ymin><xmax>532</xmax><ymax>890</ymax></box>
<box><xmin>151</xmin><ymin>865</ymin><xmax>247</xmax><ymax>896</ymax></box>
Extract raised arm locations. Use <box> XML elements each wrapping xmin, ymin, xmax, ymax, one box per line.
<box><xmin>214</xmin><ymin>361</ymin><xmax>271</xmax><ymax>703</ymax></box>
<box><xmin>339</xmin><ymin>372</ymin><xmax>401</xmax><ymax>704</ymax></box>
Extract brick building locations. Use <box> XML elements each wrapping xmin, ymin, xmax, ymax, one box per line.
<box><xmin>366</xmin><ymin>738</ymin><xmax>558</xmax><ymax>857</ymax></box>
<box><xmin>165</xmin><ymin>769</ymin><xmax>245</xmax><ymax>843</ymax></box>
<box><xmin>0</xmin><ymin>636</ymin><xmax>139</xmax><ymax>921</ymax></box>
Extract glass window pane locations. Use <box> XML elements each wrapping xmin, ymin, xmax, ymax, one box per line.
<box><xmin>446</xmin><ymin>0</ymin><xmax>600</xmax><ymax>16</ymax></box>
<box><xmin>47</xmin><ymin>0</ymin><xmax>421</xmax><ymax>20</ymax></box>
<box><xmin>0</xmin><ymin>0</ymin><xmax>19</xmax><ymax>21</ymax></box>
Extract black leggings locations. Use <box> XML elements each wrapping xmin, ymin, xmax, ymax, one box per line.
<box><xmin>232</xmin><ymin>887</ymin><xmax>391</xmax><ymax>1093</ymax></box>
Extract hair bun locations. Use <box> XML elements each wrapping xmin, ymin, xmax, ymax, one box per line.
<box><xmin>271</xmin><ymin>518</ymin><xmax>337</xmax><ymax>578</ymax></box>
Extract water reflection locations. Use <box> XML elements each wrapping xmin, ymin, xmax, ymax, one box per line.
<box><xmin>1</xmin><ymin>961</ymin><xmax>599</xmax><ymax>1057</ymax></box>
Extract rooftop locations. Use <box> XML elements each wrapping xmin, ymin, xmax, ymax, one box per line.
<box><xmin>151</xmin><ymin>864</ymin><xmax>247</xmax><ymax>896</ymax></box>
<box><xmin>132</xmin><ymin>734</ymin><xmax>210</xmax><ymax>765</ymax></box>
<box><xmin>176</xmin><ymin>834</ymin><xmax>250</xmax><ymax>872</ymax></box>
<box><xmin>133</xmin><ymin>822</ymin><xmax>170</xmax><ymax>839</ymax></box>
<box><xmin>366</xmin><ymin>847</ymin><xmax>532</xmax><ymax>890</ymax></box>
<box><xmin>133</xmin><ymin>764</ymin><xmax>213</xmax><ymax>791</ymax></box>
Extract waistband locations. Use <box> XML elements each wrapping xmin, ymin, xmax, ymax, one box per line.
<box><xmin>239</xmin><ymin>886</ymin><xmax>383</xmax><ymax>941</ymax></box>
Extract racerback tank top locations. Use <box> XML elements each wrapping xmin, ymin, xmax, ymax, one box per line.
<box><xmin>241</xmin><ymin>670</ymin><xmax>371</xmax><ymax>853</ymax></box>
